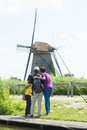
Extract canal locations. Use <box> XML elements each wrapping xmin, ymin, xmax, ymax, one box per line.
<box><xmin>0</xmin><ymin>124</ymin><xmax>39</xmax><ymax>130</ymax></box>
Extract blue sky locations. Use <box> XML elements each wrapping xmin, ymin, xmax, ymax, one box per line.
<box><xmin>0</xmin><ymin>0</ymin><xmax>87</xmax><ymax>80</ymax></box>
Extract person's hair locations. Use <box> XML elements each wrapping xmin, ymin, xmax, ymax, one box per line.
<box><xmin>40</xmin><ymin>67</ymin><xmax>46</xmax><ymax>72</ymax></box>
<box><xmin>34</xmin><ymin>69</ymin><xmax>39</xmax><ymax>73</ymax></box>
<box><xmin>33</xmin><ymin>66</ymin><xmax>39</xmax><ymax>73</ymax></box>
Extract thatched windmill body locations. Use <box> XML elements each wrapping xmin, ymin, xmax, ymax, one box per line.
<box><xmin>29</xmin><ymin>41</ymin><xmax>58</xmax><ymax>75</ymax></box>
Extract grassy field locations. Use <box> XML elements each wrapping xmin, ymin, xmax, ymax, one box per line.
<box><xmin>10</xmin><ymin>95</ymin><xmax>87</xmax><ymax>122</ymax></box>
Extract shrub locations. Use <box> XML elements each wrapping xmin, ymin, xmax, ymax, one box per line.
<box><xmin>0</xmin><ymin>78</ymin><xmax>10</xmax><ymax>114</ymax></box>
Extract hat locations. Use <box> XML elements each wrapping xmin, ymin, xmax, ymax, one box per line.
<box><xmin>33</xmin><ymin>66</ymin><xmax>40</xmax><ymax>71</ymax></box>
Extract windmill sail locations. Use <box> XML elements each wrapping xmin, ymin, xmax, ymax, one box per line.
<box><xmin>56</xmin><ymin>50</ymin><xmax>71</xmax><ymax>74</ymax></box>
<box><xmin>24</xmin><ymin>9</ymin><xmax>37</xmax><ymax>80</ymax></box>
<box><xmin>52</xmin><ymin>51</ymin><xmax>63</xmax><ymax>76</ymax></box>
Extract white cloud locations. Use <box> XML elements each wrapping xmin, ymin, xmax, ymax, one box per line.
<box><xmin>0</xmin><ymin>0</ymin><xmax>64</xmax><ymax>13</ymax></box>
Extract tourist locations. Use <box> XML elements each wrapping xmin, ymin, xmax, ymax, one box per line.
<box><xmin>24</xmin><ymin>83</ymin><xmax>32</xmax><ymax>117</ymax></box>
<box><xmin>40</xmin><ymin>67</ymin><xmax>53</xmax><ymax>115</ymax></box>
<box><xmin>27</xmin><ymin>66</ymin><xmax>43</xmax><ymax>118</ymax></box>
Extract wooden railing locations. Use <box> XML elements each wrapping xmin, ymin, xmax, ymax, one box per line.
<box><xmin>16</xmin><ymin>82</ymin><xmax>87</xmax><ymax>96</ymax></box>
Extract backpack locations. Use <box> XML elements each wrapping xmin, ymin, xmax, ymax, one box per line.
<box><xmin>32</xmin><ymin>74</ymin><xmax>43</xmax><ymax>94</ymax></box>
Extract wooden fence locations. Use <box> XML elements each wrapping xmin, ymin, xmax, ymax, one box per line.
<box><xmin>16</xmin><ymin>82</ymin><xmax>87</xmax><ymax>97</ymax></box>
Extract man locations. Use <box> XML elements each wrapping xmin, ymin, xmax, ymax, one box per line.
<box><xmin>27</xmin><ymin>66</ymin><xmax>43</xmax><ymax>118</ymax></box>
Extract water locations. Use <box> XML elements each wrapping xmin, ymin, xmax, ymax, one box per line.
<box><xmin>0</xmin><ymin>124</ymin><xmax>38</xmax><ymax>130</ymax></box>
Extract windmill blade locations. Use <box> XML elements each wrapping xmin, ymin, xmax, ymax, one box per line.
<box><xmin>24</xmin><ymin>52</ymin><xmax>31</xmax><ymax>80</ymax></box>
<box><xmin>56</xmin><ymin>50</ymin><xmax>71</xmax><ymax>74</ymax></box>
<box><xmin>52</xmin><ymin>51</ymin><xmax>63</xmax><ymax>76</ymax></box>
<box><xmin>31</xmin><ymin>8</ymin><xmax>37</xmax><ymax>46</ymax></box>
<box><xmin>17</xmin><ymin>45</ymin><xmax>31</xmax><ymax>53</ymax></box>
<box><xmin>17</xmin><ymin>44</ymin><xmax>31</xmax><ymax>49</ymax></box>
<box><xmin>16</xmin><ymin>45</ymin><xmax>31</xmax><ymax>53</ymax></box>
<box><xmin>24</xmin><ymin>9</ymin><xmax>37</xmax><ymax>80</ymax></box>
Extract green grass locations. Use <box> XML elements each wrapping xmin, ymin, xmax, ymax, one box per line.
<box><xmin>40</xmin><ymin>100</ymin><xmax>87</xmax><ymax>122</ymax></box>
<box><xmin>9</xmin><ymin>95</ymin><xmax>87</xmax><ymax>122</ymax></box>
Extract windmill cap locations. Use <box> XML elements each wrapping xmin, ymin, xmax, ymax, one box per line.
<box><xmin>33</xmin><ymin>66</ymin><xmax>40</xmax><ymax>71</ymax></box>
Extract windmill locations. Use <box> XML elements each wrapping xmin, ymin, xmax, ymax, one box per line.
<box><xmin>17</xmin><ymin>9</ymin><xmax>71</xmax><ymax>80</ymax></box>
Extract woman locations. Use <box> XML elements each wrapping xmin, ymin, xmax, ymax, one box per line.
<box><xmin>40</xmin><ymin>67</ymin><xmax>53</xmax><ymax>115</ymax></box>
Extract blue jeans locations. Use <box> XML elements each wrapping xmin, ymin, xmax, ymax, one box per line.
<box><xmin>44</xmin><ymin>87</ymin><xmax>52</xmax><ymax>114</ymax></box>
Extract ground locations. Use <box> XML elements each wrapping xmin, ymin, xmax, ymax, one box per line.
<box><xmin>50</xmin><ymin>95</ymin><xmax>87</xmax><ymax>108</ymax></box>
